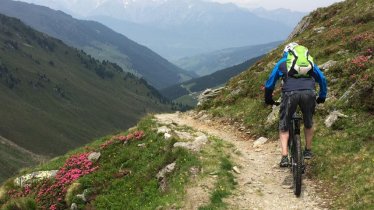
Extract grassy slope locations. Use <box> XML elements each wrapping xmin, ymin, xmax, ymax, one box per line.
<box><xmin>200</xmin><ymin>0</ymin><xmax>373</xmax><ymax>209</ymax></box>
<box><xmin>0</xmin><ymin>14</ymin><xmax>172</xmax><ymax>182</ymax></box>
<box><xmin>0</xmin><ymin>116</ymin><xmax>237</xmax><ymax>209</ymax></box>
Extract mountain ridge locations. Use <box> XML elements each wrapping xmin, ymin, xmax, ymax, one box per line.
<box><xmin>18</xmin><ymin>0</ymin><xmax>295</xmax><ymax>59</ymax></box>
<box><xmin>0</xmin><ymin>0</ymin><xmax>196</xmax><ymax>89</ymax></box>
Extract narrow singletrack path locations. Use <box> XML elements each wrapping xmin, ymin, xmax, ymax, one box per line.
<box><xmin>155</xmin><ymin>112</ymin><xmax>329</xmax><ymax>210</ymax></box>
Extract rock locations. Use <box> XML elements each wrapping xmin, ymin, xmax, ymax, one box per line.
<box><xmin>157</xmin><ymin>162</ymin><xmax>177</xmax><ymax>191</ymax></box>
<box><xmin>14</xmin><ymin>170</ymin><xmax>59</xmax><ymax>187</ymax></box>
<box><xmin>319</xmin><ymin>60</ymin><xmax>337</xmax><ymax>71</ymax></box>
<box><xmin>173</xmin><ymin>142</ymin><xmax>191</xmax><ymax>150</ymax></box>
<box><xmin>287</xmin><ymin>16</ymin><xmax>311</xmax><ymax>40</ymax></box>
<box><xmin>71</xmin><ymin>203</ymin><xmax>78</xmax><ymax>210</ymax></box>
<box><xmin>76</xmin><ymin>189</ymin><xmax>89</xmax><ymax>202</ymax></box>
<box><xmin>195</xmin><ymin>134</ymin><xmax>208</xmax><ymax>144</ymax></box>
<box><xmin>325</xmin><ymin>111</ymin><xmax>348</xmax><ymax>128</ymax></box>
<box><xmin>282</xmin><ymin>184</ymin><xmax>293</xmax><ymax>189</ymax></box>
<box><xmin>157</xmin><ymin>126</ymin><xmax>171</xmax><ymax>134</ymax></box>
<box><xmin>156</xmin><ymin>162</ymin><xmax>176</xmax><ymax>180</ymax></box>
<box><xmin>230</xmin><ymin>88</ymin><xmax>242</xmax><ymax>96</ymax></box>
<box><xmin>174</xmin><ymin>134</ymin><xmax>208</xmax><ymax>151</ymax></box>
<box><xmin>137</xmin><ymin>143</ymin><xmax>146</xmax><ymax>148</ymax></box>
<box><xmin>313</xmin><ymin>26</ymin><xmax>326</xmax><ymax>33</ymax></box>
<box><xmin>192</xmin><ymin>135</ymin><xmax>208</xmax><ymax>151</ymax></box>
<box><xmin>238</xmin><ymin>126</ymin><xmax>245</xmax><ymax>131</ymax></box>
<box><xmin>174</xmin><ymin>130</ymin><xmax>194</xmax><ymax>140</ymax></box>
<box><xmin>88</xmin><ymin>152</ymin><xmax>101</xmax><ymax>162</ymax></box>
<box><xmin>233</xmin><ymin>166</ymin><xmax>241</xmax><ymax>174</ymax></box>
<box><xmin>164</xmin><ymin>133</ymin><xmax>172</xmax><ymax>140</ymax></box>
<box><xmin>339</xmin><ymin>83</ymin><xmax>357</xmax><ymax>102</ymax></box>
<box><xmin>266</xmin><ymin>104</ymin><xmax>280</xmax><ymax>125</ymax></box>
<box><xmin>197</xmin><ymin>87</ymin><xmax>224</xmax><ymax>106</ymax></box>
<box><xmin>253</xmin><ymin>137</ymin><xmax>268</xmax><ymax>148</ymax></box>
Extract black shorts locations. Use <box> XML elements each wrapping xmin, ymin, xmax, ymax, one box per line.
<box><xmin>279</xmin><ymin>90</ymin><xmax>316</xmax><ymax>132</ymax></box>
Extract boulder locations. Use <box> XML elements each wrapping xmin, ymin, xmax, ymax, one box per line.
<box><xmin>253</xmin><ymin>137</ymin><xmax>269</xmax><ymax>148</ymax></box>
<box><xmin>164</xmin><ymin>133</ymin><xmax>172</xmax><ymax>140</ymax></box>
<box><xmin>88</xmin><ymin>152</ymin><xmax>101</xmax><ymax>162</ymax></box>
<box><xmin>325</xmin><ymin>111</ymin><xmax>348</xmax><ymax>128</ymax></box>
<box><xmin>174</xmin><ymin>133</ymin><xmax>209</xmax><ymax>151</ymax></box>
<box><xmin>76</xmin><ymin>189</ymin><xmax>89</xmax><ymax>202</ymax></box>
<box><xmin>319</xmin><ymin>60</ymin><xmax>337</xmax><ymax>71</ymax></box>
<box><xmin>173</xmin><ymin>142</ymin><xmax>193</xmax><ymax>150</ymax></box>
<box><xmin>266</xmin><ymin>104</ymin><xmax>280</xmax><ymax>125</ymax></box>
<box><xmin>339</xmin><ymin>83</ymin><xmax>357</xmax><ymax>102</ymax></box>
<box><xmin>197</xmin><ymin>87</ymin><xmax>224</xmax><ymax>106</ymax></box>
<box><xmin>71</xmin><ymin>203</ymin><xmax>78</xmax><ymax>210</ymax></box>
<box><xmin>157</xmin><ymin>126</ymin><xmax>171</xmax><ymax>134</ymax></box>
<box><xmin>233</xmin><ymin>166</ymin><xmax>241</xmax><ymax>174</ymax></box>
<box><xmin>230</xmin><ymin>88</ymin><xmax>242</xmax><ymax>96</ymax></box>
<box><xmin>313</xmin><ymin>26</ymin><xmax>326</xmax><ymax>33</ymax></box>
<box><xmin>14</xmin><ymin>170</ymin><xmax>58</xmax><ymax>187</ymax></box>
<box><xmin>174</xmin><ymin>130</ymin><xmax>194</xmax><ymax>141</ymax></box>
<box><xmin>156</xmin><ymin>162</ymin><xmax>176</xmax><ymax>180</ymax></box>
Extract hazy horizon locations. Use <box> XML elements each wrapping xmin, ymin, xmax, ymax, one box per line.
<box><xmin>209</xmin><ymin>0</ymin><xmax>345</xmax><ymax>12</ymax></box>
<box><xmin>15</xmin><ymin>0</ymin><xmax>345</xmax><ymax>13</ymax></box>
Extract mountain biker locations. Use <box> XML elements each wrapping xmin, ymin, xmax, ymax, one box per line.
<box><xmin>264</xmin><ymin>42</ymin><xmax>327</xmax><ymax>167</ymax></box>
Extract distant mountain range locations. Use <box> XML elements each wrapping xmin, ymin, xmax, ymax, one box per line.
<box><xmin>161</xmin><ymin>55</ymin><xmax>263</xmax><ymax>102</ymax></box>
<box><xmin>0</xmin><ymin>0</ymin><xmax>196</xmax><ymax>89</ymax></box>
<box><xmin>250</xmin><ymin>7</ymin><xmax>306</xmax><ymax>28</ymax></box>
<box><xmin>18</xmin><ymin>0</ymin><xmax>297</xmax><ymax>60</ymax></box>
<box><xmin>0</xmin><ymin>13</ymin><xmax>173</xmax><ymax>181</ymax></box>
<box><xmin>174</xmin><ymin>41</ymin><xmax>282</xmax><ymax>76</ymax></box>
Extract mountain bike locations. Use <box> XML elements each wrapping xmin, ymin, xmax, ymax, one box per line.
<box><xmin>288</xmin><ymin>112</ymin><xmax>305</xmax><ymax>197</ymax></box>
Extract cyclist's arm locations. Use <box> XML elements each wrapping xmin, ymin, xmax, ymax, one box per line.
<box><xmin>312</xmin><ymin>64</ymin><xmax>327</xmax><ymax>99</ymax></box>
<box><xmin>265</xmin><ymin>58</ymin><xmax>285</xmax><ymax>93</ymax></box>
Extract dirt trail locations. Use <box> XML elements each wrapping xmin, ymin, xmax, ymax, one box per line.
<box><xmin>155</xmin><ymin>112</ymin><xmax>329</xmax><ymax>210</ymax></box>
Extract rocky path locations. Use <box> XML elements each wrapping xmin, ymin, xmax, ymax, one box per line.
<box><xmin>155</xmin><ymin>112</ymin><xmax>329</xmax><ymax>210</ymax></box>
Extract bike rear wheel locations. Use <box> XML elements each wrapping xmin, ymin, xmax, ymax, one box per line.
<box><xmin>292</xmin><ymin>134</ymin><xmax>303</xmax><ymax>197</ymax></box>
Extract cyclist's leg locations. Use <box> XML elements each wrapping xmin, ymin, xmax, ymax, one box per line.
<box><xmin>279</xmin><ymin>91</ymin><xmax>298</xmax><ymax>156</ymax></box>
<box><xmin>299</xmin><ymin>90</ymin><xmax>316</xmax><ymax>150</ymax></box>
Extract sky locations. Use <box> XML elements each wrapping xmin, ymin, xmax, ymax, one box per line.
<box><xmin>209</xmin><ymin>0</ymin><xmax>345</xmax><ymax>12</ymax></box>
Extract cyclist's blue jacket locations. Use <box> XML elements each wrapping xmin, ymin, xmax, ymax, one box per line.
<box><xmin>265</xmin><ymin>52</ymin><xmax>327</xmax><ymax>99</ymax></box>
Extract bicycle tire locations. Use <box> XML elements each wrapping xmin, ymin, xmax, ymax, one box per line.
<box><xmin>292</xmin><ymin>134</ymin><xmax>302</xmax><ymax>197</ymax></box>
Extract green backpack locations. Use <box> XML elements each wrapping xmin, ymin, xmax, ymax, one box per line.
<box><xmin>286</xmin><ymin>45</ymin><xmax>314</xmax><ymax>78</ymax></box>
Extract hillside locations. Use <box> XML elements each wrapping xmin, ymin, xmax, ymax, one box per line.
<box><xmin>199</xmin><ymin>0</ymin><xmax>374</xmax><ymax>208</ymax></box>
<box><xmin>174</xmin><ymin>41</ymin><xmax>281</xmax><ymax>76</ymax></box>
<box><xmin>0</xmin><ymin>112</ymin><xmax>331</xmax><ymax>209</ymax></box>
<box><xmin>0</xmin><ymin>13</ymin><xmax>173</xmax><ymax>182</ymax></box>
<box><xmin>161</xmin><ymin>56</ymin><xmax>263</xmax><ymax>102</ymax></box>
<box><xmin>0</xmin><ymin>0</ymin><xmax>196</xmax><ymax>89</ymax></box>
